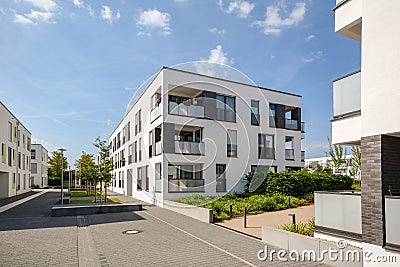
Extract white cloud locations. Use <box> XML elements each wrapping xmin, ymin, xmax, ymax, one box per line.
<box><xmin>194</xmin><ymin>45</ymin><xmax>234</xmax><ymax>76</ymax></box>
<box><xmin>209</xmin><ymin>27</ymin><xmax>226</xmax><ymax>35</ymax></box>
<box><xmin>73</xmin><ymin>0</ymin><xmax>84</xmax><ymax>9</ymax></box>
<box><xmin>302</xmin><ymin>50</ymin><xmax>323</xmax><ymax>63</ymax></box>
<box><xmin>227</xmin><ymin>0</ymin><xmax>255</xmax><ymax>18</ymax></box>
<box><xmin>23</xmin><ymin>0</ymin><xmax>58</xmax><ymax>11</ymax></box>
<box><xmin>26</xmin><ymin>10</ymin><xmax>52</xmax><ymax>22</ymax></box>
<box><xmin>207</xmin><ymin>45</ymin><xmax>230</xmax><ymax>65</ymax></box>
<box><xmin>101</xmin><ymin>5</ymin><xmax>120</xmax><ymax>24</ymax></box>
<box><xmin>253</xmin><ymin>2</ymin><xmax>306</xmax><ymax>35</ymax></box>
<box><xmin>13</xmin><ymin>14</ymin><xmax>35</xmax><ymax>25</ymax></box>
<box><xmin>270</xmin><ymin>54</ymin><xmax>276</xmax><ymax>60</ymax></box>
<box><xmin>87</xmin><ymin>5</ymin><xmax>94</xmax><ymax>17</ymax></box>
<box><xmin>306</xmin><ymin>34</ymin><xmax>315</xmax><ymax>41</ymax></box>
<box><xmin>136</xmin><ymin>9</ymin><xmax>172</xmax><ymax>36</ymax></box>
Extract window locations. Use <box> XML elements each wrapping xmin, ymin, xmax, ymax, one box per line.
<box><xmin>138</xmin><ymin>138</ymin><xmax>142</xmax><ymax>161</ymax></box>
<box><xmin>128</xmin><ymin>144</ymin><xmax>133</xmax><ymax>164</ymax></box>
<box><xmin>149</xmin><ymin>131</ymin><xmax>153</xmax><ymax>158</ymax></box>
<box><xmin>227</xmin><ymin>130</ymin><xmax>237</xmax><ymax>157</ymax></box>
<box><xmin>8</xmin><ymin>122</ymin><xmax>12</xmax><ymax>142</ymax></box>
<box><xmin>18</xmin><ymin>152</ymin><xmax>21</xmax><ymax>168</ymax></box>
<box><xmin>134</xmin><ymin>141</ymin><xmax>137</xmax><ymax>163</ymax></box>
<box><xmin>27</xmin><ymin>137</ymin><xmax>31</xmax><ymax>151</ymax></box>
<box><xmin>258</xmin><ymin>134</ymin><xmax>274</xmax><ymax>159</ymax></box>
<box><xmin>216</xmin><ymin>95</ymin><xmax>236</xmax><ymax>122</ymax></box>
<box><xmin>117</xmin><ymin>133</ymin><xmax>121</xmax><ymax>149</ymax></box>
<box><xmin>135</xmin><ymin>110</ymin><xmax>142</xmax><ymax>135</ymax></box>
<box><xmin>216</xmin><ymin>164</ymin><xmax>226</xmax><ymax>192</ymax></box>
<box><xmin>269</xmin><ymin>104</ymin><xmax>276</xmax><ymax>127</ymax></box>
<box><xmin>31</xmin><ymin>163</ymin><xmax>38</xmax><ymax>174</ymax></box>
<box><xmin>12</xmin><ymin>149</ymin><xmax>16</xmax><ymax>166</ymax></box>
<box><xmin>145</xmin><ymin>166</ymin><xmax>149</xmax><ymax>192</ymax></box>
<box><xmin>1</xmin><ymin>143</ymin><xmax>6</xmax><ymax>164</ymax></box>
<box><xmin>251</xmin><ymin>165</ymin><xmax>277</xmax><ymax>173</ymax></box>
<box><xmin>251</xmin><ymin>100</ymin><xmax>260</xmax><ymax>126</ymax></box>
<box><xmin>8</xmin><ymin>147</ymin><xmax>12</xmax><ymax>166</ymax></box>
<box><xmin>22</xmin><ymin>154</ymin><xmax>25</xmax><ymax>170</ymax></box>
<box><xmin>122</xmin><ymin>126</ymin><xmax>126</xmax><ymax>144</ymax></box>
<box><xmin>152</xmin><ymin>92</ymin><xmax>161</xmax><ymax>108</ymax></box>
<box><xmin>137</xmin><ymin>167</ymin><xmax>142</xmax><ymax>190</ymax></box>
<box><xmin>14</xmin><ymin>126</ymin><xmax>17</xmax><ymax>143</ymax></box>
<box><xmin>31</xmin><ymin>149</ymin><xmax>36</xmax><ymax>160</ymax></box>
<box><xmin>127</xmin><ymin>121</ymin><xmax>131</xmax><ymax>141</ymax></box>
<box><xmin>168</xmin><ymin>164</ymin><xmax>194</xmax><ymax>180</ymax></box>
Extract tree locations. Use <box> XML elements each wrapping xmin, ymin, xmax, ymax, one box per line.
<box><xmin>94</xmin><ymin>137</ymin><xmax>113</xmax><ymax>203</ymax></box>
<box><xmin>76</xmin><ymin>152</ymin><xmax>97</xmax><ymax>197</ymax></box>
<box><xmin>48</xmin><ymin>151</ymin><xmax>68</xmax><ymax>179</ymax></box>
<box><xmin>326</xmin><ymin>137</ymin><xmax>346</xmax><ymax>173</ymax></box>
<box><xmin>349</xmin><ymin>145</ymin><xmax>361</xmax><ymax>179</ymax></box>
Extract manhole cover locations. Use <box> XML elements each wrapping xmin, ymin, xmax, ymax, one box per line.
<box><xmin>122</xmin><ymin>230</ymin><xmax>141</xmax><ymax>235</ymax></box>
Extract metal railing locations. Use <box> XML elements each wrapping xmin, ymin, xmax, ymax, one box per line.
<box><xmin>285</xmin><ymin>149</ymin><xmax>294</xmax><ymax>160</ymax></box>
<box><xmin>168</xmin><ymin>179</ymin><xmax>205</xmax><ymax>193</ymax></box>
<box><xmin>169</xmin><ymin>101</ymin><xmax>204</xmax><ymax>118</ymax></box>
<box><xmin>175</xmin><ymin>141</ymin><xmax>204</xmax><ymax>155</ymax></box>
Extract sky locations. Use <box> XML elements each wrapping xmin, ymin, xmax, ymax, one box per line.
<box><xmin>0</xmin><ymin>0</ymin><xmax>361</xmax><ymax>166</ymax></box>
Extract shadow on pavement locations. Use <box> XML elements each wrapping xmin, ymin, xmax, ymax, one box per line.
<box><xmin>0</xmin><ymin>192</ymin><xmax>146</xmax><ymax>231</ymax></box>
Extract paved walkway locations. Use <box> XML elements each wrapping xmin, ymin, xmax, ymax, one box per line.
<box><xmin>0</xmin><ymin>191</ymin><xmax>324</xmax><ymax>266</ymax></box>
<box><xmin>215</xmin><ymin>205</ymin><xmax>315</xmax><ymax>239</ymax></box>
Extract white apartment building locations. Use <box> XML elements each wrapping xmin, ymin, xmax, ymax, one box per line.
<box><xmin>30</xmin><ymin>144</ymin><xmax>48</xmax><ymax>188</ymax></box>
<box><xmin>0</xmin><ymin>101</ymin><xmax>32</xmax><ymax>198</ymax></box>
<box><xmin>109</xmin><ymin>67</ymin><xmax>305</xmax><ymax>205</ymax></box>
<box><xmin>305</xmin><ymin>155</ymin><xmax>356</xmax><ymax>177</ymax></box>
<box><xmin>315</xmin><ymin>1</ymin><xmax>400</xmax><ymax>264</ymax></box>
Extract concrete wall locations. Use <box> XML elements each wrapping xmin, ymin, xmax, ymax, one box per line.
<box><xmin>162</xmin><ymin>200</ymin><xmax>213</xmax><ymax>223</ymax></box>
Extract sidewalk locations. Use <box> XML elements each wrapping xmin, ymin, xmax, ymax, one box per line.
<box><xmin>215</xmin><ymin>205</ymin><xmax>314</xmax><ymax>239</ymax></box>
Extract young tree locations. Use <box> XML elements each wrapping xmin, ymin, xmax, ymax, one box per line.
<box><xmin>349</xmin><ymin>145</ymin><xmax>361</xmax><ymax>179</ymax></box>
<box><xmin>48</xmin><ymin>151</ymin><xmax>68</xmax><ymax>179</ymax></box>
<box><xmin>326</xmin><ymin>137</ymin><xmax>346</xmax><ymax>173</ymax></box>
<box><xmin>94</xmin><ymin>137</ymin><xmax>113</xmax><ymax>203</ymax></box>
<box><xmin>76</xmin><ymin>152</ymin><xmax>97</xmax><ymax>198</ymax></box>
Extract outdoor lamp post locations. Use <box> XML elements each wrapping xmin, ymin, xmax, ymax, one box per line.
<box><xmin>58</xmin><ymin>148</ymin><xmax>66</xmax><ymax>205</ymax></box>
<box><xmin>68</xmin><ymin>165</ymin><xmax>71</xmax><ymax>191</ymax></box>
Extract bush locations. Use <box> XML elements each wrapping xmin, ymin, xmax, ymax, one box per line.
<box><xmin>245</xmin><ymin>169</ymin><xmax>353</xmax><ymax>197</ymax></box>
<box><xmin>279</xmin><ymin>218</ymin><xmax>315</xmax><ymax>237</ymax></box>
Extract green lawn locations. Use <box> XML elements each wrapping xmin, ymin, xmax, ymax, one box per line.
<box><xmin>70</xmin><ymin>198</ymin><xmax>121</xmax><ymax>204</ymax></box>
<box><xmin>70</xmin><ymin>190</ymin><xmax>107</xmax><ymax>197</ymax></box>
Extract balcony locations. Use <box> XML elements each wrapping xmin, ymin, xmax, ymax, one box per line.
<box><xmin>385</xmin><ymin>196</ymin><xmax>400</xmax><ymax>249</ymax></box>
<box><xmin>216</xmin><ymin>178</ymin><xmax>226</xmax><ymax>193</ymax></box>
<box><xmin>168</xmin><ymin>179</ymin><xmax>205</xmax><ymax>193</ymax></box>
<box><xmin>333</xmin><ymin>0</ymin><xmax>362</xmax><ymax>41</ymax></box>
<box><xmin>155</xmin><ymin>141</ymin><xmax>162</xmax><ymax>155</ymax></box>
<box><xmin>175</xmin><ymin>141</ymin><xmax>204</xmax><ymax>155</ymax></box>
<box><xmin>169</xmin><ymin>101</ymin><xmax>204</xmax><ymax>118</ymax></box>
<box><xmin>285</xmin><ymin>149</ymin><xmax>294</xmax><ymax>160</ymax></box>
<box><xmin>258</xmin><ymin>147</ymin><xmax>275</xmax><ymax>159</ymax></box>
<box><xmin>315</xmin><ymin>191</ymin><xmax>361</xmax><ymax>240</ymax></box>
<box><xmin>285</xmin><ymin>119</ymin><xmax>298</xmax><ymax>130</ymax></box>
<box><xmin>333</xmin><ymin>70</ymin><xmax>361</xmax><ymax>119</ymax></box>
<box><xmin>150</xmin><ymin>106</ymin><xmax>161</xmax><ymax>122</ymax></box>
<box><xmin>301</xmin><ymin>122</ymin><xmax>305</xmax><ymax>133</ymax></box>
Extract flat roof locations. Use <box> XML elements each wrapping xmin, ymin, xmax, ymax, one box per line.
<box><xmin>0</xmin><ymin>101</ymin><xmax>32</xmax><ymax>134</ymax></box>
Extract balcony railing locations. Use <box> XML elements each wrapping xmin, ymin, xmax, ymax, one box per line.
<box><xmin>285</xmin><ymin>119</ymin><xmax>298</xmax><ymax>130</ymax></box>
<box><xmin>175</xmin><ymin>141</ymin><xmax>204</xmax><ymax>155</ymax></box>
<box><xmin>301</xmin><ymin>122</ymin><xmax>305</xmax><ymax>132</ymax></box>
<box><xmin>258</xmin><ymin>147</ymin><xmax>275</xmax><ymax>159</ymax></box>
<box><xmin>301</xmin><ymin>151</ymin><xmax>305</xmax><ymax>162</ymax></box>
<box><xmin>333</xmin><ymin>70</ymin><xmax>361</xmax><ymax>118</ymax></box>
<box><xmin>155</xmin><ymin>179</ymin><xmax>162</xmax><ymax>192</ymax></box>
<box><xmin>169</xmin><ymin>101</ymin><xmax>204</xmax><ymax>118</ymax></box>
<box><xmin>385</xmin><ymin>196</ymin><xmax>400</xmax><ymax>248</ymax></box>
<box><xmin>155</xmin><ymin>141</ymin><xmax>162</xmax><ymax>155</ymax></box>
<box><xmin>285</xmin><ymin>149</ymin><xmax>294</xmax><ymax>160</ymax></box>
<box><xmin>168</xmin><ymin>179</ymin><xmax>205</xmax><ymax>193</ymax></box>
<box><xmin>150</xmin><ymin>106</ymin><xmax>161</xmax><ymax>122</ymax></box>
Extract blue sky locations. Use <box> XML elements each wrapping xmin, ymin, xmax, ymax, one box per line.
<box><xmin>0</xmin><ymin>0</ymin><xmax>360</xmax><ymax>166</ymax></box>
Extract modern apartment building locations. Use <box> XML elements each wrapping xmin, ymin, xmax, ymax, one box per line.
<box><xmin>109</xmin><ymin>67</ymin><xmax>305</xmax><ymax>205</ymax></box>
<box><xmin>315</xmin><ymin>1</ymin><xmax>400</xmax><ymax>264</ymax></box>
<box><xmin>305</xmin><ymin>155</ymin><xmax>358</xmax><ymax>178</ymax></box>
<box><xmin>0</xmin><ymin>101</ymin><xmax>32</xmax><ymax>198</ymax></box>
<box><xmin>30</xmin><ymin>144</ymin><xmax>48</xmax><ymax>188</ymax></box>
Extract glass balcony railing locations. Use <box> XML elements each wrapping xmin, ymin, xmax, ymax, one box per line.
<box><xmin>168</xmin><ymin>179</ymin><xmax>205</xmax><ymax>193</ymax></box>
<box><xmin>155</xmin><ymin>141</ymin><xmax>162</xmax><ymax>155</ymax></box>
<box><xmin>216</xmin><ymin>178</ymin><xmax>226</xmax><ymax>193</ymax></box>
<box><xmin>258</xmin><ymin>147</ymin><xmax>275</xmax><ymax>159</ymax></box>
<box><xmin>333</xmin><ymin>70</ymin><xmax>361</xmax><ymax>118</ymax></box>
<box><xmin>175</xmin><ymin>141</ymin><xmax>204</xmax><ymax>155</ymax></box>
<box><xmin>285</xmin><ymin>119</ymin><xmax>298</xmax><ymax>130</ymax></box>
<box><xmin>169</xmin><ymin>101</ymin><xmax>204</xmax><ymax>118</ymax></box>
<box><xmin>301</xmin><ymin>122</ymin><xmax>305</xmax><ymax>132</ymax></box>
<box><xmin>150</xmin><ymin>106</ymin><xmax>161</xmax><ymax>122</ymax></box>
<box><xmin>285</xmin><ymin>149</ymin><xmax>294</xmax><ymax>160</ymax></box>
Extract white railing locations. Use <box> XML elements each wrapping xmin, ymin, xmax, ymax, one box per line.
<box><xmin>169</xmin><ymin>102</ymin><xmax>204</xmax><ymax>118</ymax></box>
<box><xmin>315</xmin><ymin>191</ymin><xmax>361</xmax><ymax>235</ymax></box>
<box><xmin>150</xmin><ymin>106</ymin><xmax>161</xmax><ymax>122</ymax></box>
<box><xmin>333</xmin><ymin>71</ymin><xmax>361</xmax><ymax>117</ymax></box>
<box><xmin>385</xmin><ymin>196</ymin><xmax>400</xmax><ymax>247</ymax></box>
<box><xmin>168</xmin><ymin>179</ymin><xmax>205</xmax><ymax>193</ymax></box>
<box><xmin>175</xmin><ymin>141</ymin><xmax>204</xmax><ymax>155</ymax></box>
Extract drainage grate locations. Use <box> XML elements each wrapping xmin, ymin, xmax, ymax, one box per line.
<box><xmin>122</xmin><ymin>230</ymin><xmax>142</xmax><ymax>235</ymax></box>
<box><xmin>77</xmin><ymin>216</ymin><xmax>89</xmax><ymax>227</ymax></box>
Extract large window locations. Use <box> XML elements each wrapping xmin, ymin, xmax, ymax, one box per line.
<box><xmin>216</xmin><ymin>94</ymin><xmax>236</xmax><ymax>122</ymax></box>
<box><xmin>134</xmin><ymin>141</ymin><xmax>137</xmax><ymax>163</ymax></box>
<box><xmin>138</xmin><ymin>138</ymin><xmax>142</xmax><ymax>161</ymax></box>
<box><xmin>1</xmin><ymin>143</ymin><xmax>6</xmax><ymax>164</ymax></box>
<box><xmin>269</xmin><ymin>104</ymin><xmax>276</xmax><ymax>127</ymax></box>
<box><xmin>8</xmin><ymin>122</ymin><xmax>12</xmax><ymax>142</ymax></box>
<box><xmin>251</xmin><ymin>165</ymin><xmax>277</xmax><ymax>173</ymax></box>
<box><xmin>135</xmin><ymin>110</ymin><xmax>142</xmax><ymax>135</ymax></box>
<box><xmin>168</xmin><ymin>164</ymin><xmax>194</xmax><ymax>180</ymax></box>
<box><xmin>31</xmin><ymin>149</ymin><xmax>36</xmax><ymax>160</ymax></box>
<box><xmin>216</xmin><ymin>164</ymin><xmax>226</xmax><ymax>192</ymax></box>
<box><xmin>227</xmin><ymin>130</ymin><xmax>237</xmax><ymax>157</ymax></box>
<box><xmin>251</xmin><ymin>100</ymin><xmax>260</xmax><ymax>126</ymax></box>
<box><xmin>137</xmin><ymin>167</ymin><xmax>142</xmax><ymax>190</ymax></box>
<box><xmin>258</xmin><ymin>134</ymin><xmax>274</xmax><ymax>159</ymax></box>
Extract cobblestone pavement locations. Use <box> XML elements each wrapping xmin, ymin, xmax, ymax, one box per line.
<box><xmin>0</xmin><ymin>192</ymin><xmax>326</xmax><ymax>267</ymax></box>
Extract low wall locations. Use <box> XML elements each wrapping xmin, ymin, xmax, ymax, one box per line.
<box><xmin>261</xmin><ymin>226</ymin><xmax>362</xmax><ymax>266</ymax></box>
<box><xmin>162</xmin><ymin>200</ymin><xmax>213</xmax><ymax>223</ymax></box>
<box><xmin>52</xmin><ymin>203</ymin><xmax>142</xmax><ymax>217</ymax></box>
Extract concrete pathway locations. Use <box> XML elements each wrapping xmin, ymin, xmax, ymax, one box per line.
<box><xmin>0</xmin><ymin>188</ymin><xmax>53</xmax><ymax>214</ymax></box>
<box><xmin>215</xmin><ymin>205</ymin><xmax>314</xmax><ymax>239</ymax></box>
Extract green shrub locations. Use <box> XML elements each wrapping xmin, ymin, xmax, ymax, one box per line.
<box><xmin>279</xmin><ymin>218</ymin><xmax>315</xmax><ymax>237</ymax></box>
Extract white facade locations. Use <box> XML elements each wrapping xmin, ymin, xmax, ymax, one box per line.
<box><xmin>30</xmin><ymin>144</ymin><xmax>48</xmax><ymax>188</ymax></box>
<box><xmin>109</xmin><ymin>67</ymin><xmax>304</xmax><ymax>205</ymax></box>
<box><xmin>0</xmin><ymin>101</ymin><xmax>32</xmax><ymax>198</ymax></box>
